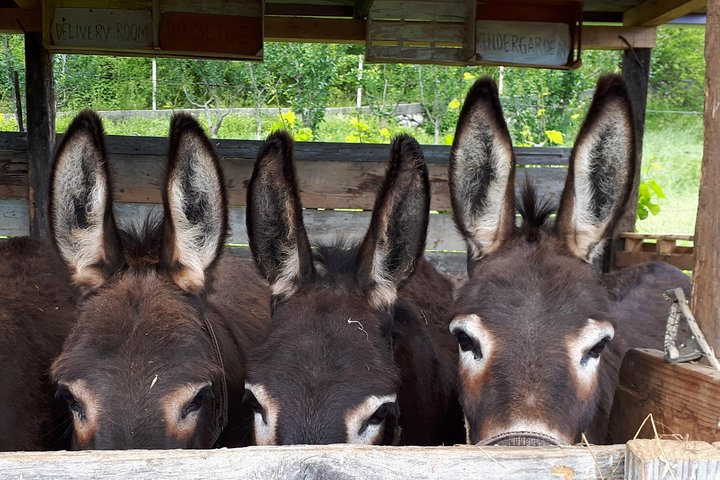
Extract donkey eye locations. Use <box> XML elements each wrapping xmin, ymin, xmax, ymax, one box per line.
<box><xmin>368</xmin><ymin>402</ymin><xmax>395</xmax><ymax>426</ymax></box>
<box><xmin>243</xmin><ymin>389</ymin><xmax>264</xmax><ymax>415</ymax></box>
<box><xmin>56</xmin><ymin>387</ymin><xmax>85</xmax><ymax>419</ymax></box>
<box><xmin>454</xmin><ymin>330</ymin><xmax>482</xmax><ymax>359</ymax></box>
<box><xmin>582</xmin><ymin>336</ymin><xmax>611</xmax><ymax>365</ymax></box>
<box><xmin>587</xmin><ymin>337</ymin><xmax>610</xmax><ymax>358</ymax></box>
<box><xmin>181</xmin><ymin>387</ymin><xmax>212</xmax><ymax>419</ymax></box>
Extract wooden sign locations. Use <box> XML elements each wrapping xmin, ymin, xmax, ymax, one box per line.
<box><xmin>475</xmin><ymin>20</ymin><xmax>570</xmax><ymax>67</ymax></box>
<box><xmin>43</xmin><ymin>0</ymin><xmax>264</xmax><ymax>60</ymax></box>
<box><xmin>51</xmin><ymin>8</ymin><xmax>153</xmax><ymax>49</ymax></box>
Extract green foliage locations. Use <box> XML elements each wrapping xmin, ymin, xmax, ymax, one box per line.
<box><xmin>649</xmin><ymin>25</ymin><xmax>705</xmax><ymax>111</ymax></box>
<box><xmin>637</xmin><ymin>163</ymin><xmax>666</xmax><ymax>220</ymax></box>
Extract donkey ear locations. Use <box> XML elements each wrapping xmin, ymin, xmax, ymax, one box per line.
<box><xmin>358</xmin><ymin>135</ymin><xmax>429</xmax><ymax>310</ymax></box>
<box><xmin>50</xmin><ymin>110</ymin><xmax>123</xmax><ymax>291</ymax></box>
<box><xmin>556</xmin><ymin>75</ymin><xmax>635</xmax><ymax>263</ymax></box>
<box><xmin>449</xmin><ymin>78</ymin><xmax>515</xmax><ymax>265</ymax></box>
<box><xmin>246</xmin><ymin>131</ymin><xmax>315</xmax><ymax>300</ymax></box>
<box><xmin>161</xmin><ymin>114</ymin><xmax>228</xmax><ymax>294</ymax></box>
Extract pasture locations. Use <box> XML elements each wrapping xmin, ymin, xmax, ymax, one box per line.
<box><xmin>1</xmin><ymin>0</ymin><xmax>719</xmax><ymax>478</ymax></box>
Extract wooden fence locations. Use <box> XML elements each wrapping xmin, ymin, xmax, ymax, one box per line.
<box><xmin>0</xmin><ymin>132</ymin><xmax>570</xmax><ymax>255</ymax></box>
<box><xmin>0</xmin><ymin>440</ymin><xmax>719</xmax><ymax>479</ymax></box>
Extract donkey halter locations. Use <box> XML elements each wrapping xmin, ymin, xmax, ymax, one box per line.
<box><xmin>201</xmin><ymin>313</ymin><xmax>229</xmax><ymax>447</ymax></box>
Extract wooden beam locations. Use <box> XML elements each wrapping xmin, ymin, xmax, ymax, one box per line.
<box><xmin>0</xmin><ymin>7</ymin><xmax>40</xmax><ymax>33</ymax></box>
<box><xmin>0</xmin><ymin>444</ymin><xmax>627</xmax><ymax>479</ymax></box>
<box><xmin>625</xmin><ymin>439</ymin><xmax>720</xmax><ymax>479</ymax></box>
<box><xmin>582</xmin><ymin>26</ymin><xmax>656</xmax><ymax>50</ymax></box>
<box><xmin>624</xmin><ymin>0</ymin><xmax>707</xmax><ymax>27</ymax></box>
<box><xmin>692</xmin><ymin>0</ymin><xmax>720</xmax><ymax>354</ymax></box>
<box><xmin>354</xmin><ymin>0</ymin><xmax>375</xmax><ymax>18</ymax></box>
<box><xmin>23</xmin><ymin>31</ymin><xmax>54</xmax><ymax>242</ymax></box>
<box><xmin>607</xmin><ymin>349</ymin><xmax>720</xmax><ymax>444</ymax></box>
<box><xmin>265</xmin><ymin>16</ymin><xmax>365</xmax><ymax>43</ymax></box>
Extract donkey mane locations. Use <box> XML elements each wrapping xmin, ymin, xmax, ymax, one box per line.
<box><xmin>515</xmin><ymin>180</ymin><xmax>556</xmax><ymax>243</ymax></box>
<box><xmin>118</xmin><ymin>217</ymin><xmax>164</xmax><ymax>268</ymax></box>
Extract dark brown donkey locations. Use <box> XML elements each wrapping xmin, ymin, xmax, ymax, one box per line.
<box><xmin>243</xmin><ymin>132</ymin><xmax>464</xmax><ymax>445</ymax></box>
<box><xmin>49</xmin><ymin>111</ymin><xmax>268</xmax><ymax>449</ymax></box>
<box><xmin>0</xmin><ymin>238</ymin><xmax>77</xmax><ymax>451</ymax></box>
<box><xmin>448</xmin><ymin>75</ymin><xmax>691</xmax><ymax>446</ymax></box>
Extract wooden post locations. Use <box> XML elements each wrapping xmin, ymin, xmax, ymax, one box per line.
<box><xmin>625</xmin><ymin>439</ymin><xmax>720</xmax><ymax>480</ymax></box>
<box><xmin>606</xmin><ymin>47</ymin><xmax>651</xmax><ymax>272</ymax></box>
<box><xmin>24</xmin><ymin>32</ymin><xmax>55</xmax><ymax>241</ymax></box>
<box><xmin>691</xmin><ymin>0</ymin><xmax>720</xmax><ymax>355</ymax></box>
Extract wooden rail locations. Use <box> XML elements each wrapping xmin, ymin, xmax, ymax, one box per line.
<box><xmin>0</xmin><ymin>440</ymin><xmax>718</xmax><ymax>479</ymax></box>
<box><xmin>0</xmin><ymin>132</ymin><xmax>571</xmax><ymax>253</ymax></box>
<box><xmin>615</xmin><ymin>233</ymin><xmax>695</xmax><ymax>271</ymax></box>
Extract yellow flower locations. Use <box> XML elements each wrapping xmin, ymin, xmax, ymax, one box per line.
<box><xmin>281</xmin><ymin>111</ymin><xmax>296</xmax><ymax>126</ymax></box>
<box><xmin>379</xmin><ymin>127</ymin><xmax>391</xmax><ymax>138</ymax></box>
<box><xmin>443</xmin><ymin>134</ymin><xmax>454</xmax><ymax>145</ymax></box>
<box><xmin>448</xmin><ymin>98</ymin><xmax>461</xmax><ymax>110</ymax></box>
<box><xmin>463</xmin><ymin>72</ymin><xmax>476</xmax><ymax>81</ymax></box>
<box><xmin>545</xmin><ymin>130</ymin><xmax>564</xmax><ymax>145</ymax></box>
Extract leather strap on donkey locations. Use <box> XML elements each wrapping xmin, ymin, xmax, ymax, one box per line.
<box><xmin>202</xmin><ymin>313</ymin><xmax>229</xmax><ymax>447</ymax></box>
<box><xmin>188</xmin><ymin>294</ymin><xmax>229</xmax><ymax>447</ymax></box>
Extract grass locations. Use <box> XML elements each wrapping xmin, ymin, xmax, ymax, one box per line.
<box><xmin>635</xmin><ymin>112</ymin><xmax>703</xmax><ymax>235</ymax></box>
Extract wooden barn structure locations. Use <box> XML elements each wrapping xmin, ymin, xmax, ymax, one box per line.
<box><xmin>0</xmin><ymin>0</ymin><xmax>719</xmax><ymax>477</ymax></box>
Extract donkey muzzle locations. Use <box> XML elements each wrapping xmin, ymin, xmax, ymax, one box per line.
<box><xmin>477</xmin><ymin>431</ymin><xmax>562</xmax><ymax>447</ymax></box>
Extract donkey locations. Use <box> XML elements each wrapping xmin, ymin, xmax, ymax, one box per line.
<box><xmin>243</xmin><ymin>132</ymin><xmax>464</xmax><ymax>445</ymax></box>
<box><xmin>0</xmin><ymin>238</ymin><xmax>77</xmax><ymax>451</ymax></box>
<box><xmin>49</xmin><ymin>111</ymin><xmax>268</xmax><ymax>449</ymax></box>
<box><xmin>447</xmin><ymin>75</ymin><xmax>691</xmax><ymax>446</ymax></box>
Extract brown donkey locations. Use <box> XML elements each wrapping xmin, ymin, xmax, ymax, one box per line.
<box><xmin>0</xmin><ymin>238</ymin><xmax>77</xmax><ymax>451</ymax></box>
<box><xmin>448</xmin><ymin>75</ymin><xmax>690</xmax><ymax>446</ymax></box>
<box><xmin>243</xmin><ymin>132</ymin><xmax>464</xmax><ymax>445</ymax></box>
<box><xmin>49</xmin><ymin>111</ymin><xmax>268</xmax><ymax>449</ymax></box>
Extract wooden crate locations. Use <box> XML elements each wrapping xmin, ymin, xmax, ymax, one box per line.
<box><xmin>366</xmin><ymin>0</ymin><xmax>476</xmax><ymax>65</ymax></box>
<box><xmin>615</xmin><ymin>233</ymin><xmax>695</xmax><ymax>271</ymax></box>
<box><xmin>607</xmin><ymin>348</ymin><xmax>720</xmax><ymax>445</ymax></box>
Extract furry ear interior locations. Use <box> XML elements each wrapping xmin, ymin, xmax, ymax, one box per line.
<box><xmin>449</xmin><ymin>78</ymin><xmax>515</xmax><ymax>266</ymax></box>
<box><xmin>161</xmin><ymin>114</ymin><xmax>228</xmax><ymax>294</ymax></box>
<box><xmin>50</xmin><ymin>110</ymin><xmax>123</xmax><ymax>291</ymax></box>
<box><xmin>246</xmin><ymin>131</ymin><xmax>315</xmax><ymax>301</ymax></box>
<box><xmin>358</xmin><ymin>135</ymin><xmax>430</xmax><ymax>310</ymax></box>
<box><xmin>555</xmin><ymin>75</ymin><xmax>636</xmax><ymax>263</ymax></box>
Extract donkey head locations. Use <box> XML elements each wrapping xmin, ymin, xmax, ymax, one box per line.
<box><xmin>50</xmin><ymin>112</ymin><xmax>229</xmax><ymax>449</ymax></box>
<box><xmin>449</xmin><ymin>76</ymin><xmax>635</xmax><ymax>445</ymax></box>
<box><xmin>244</xmin><ymin>132</ymin><xmax>429</xmax><ymax>445</ymax></box>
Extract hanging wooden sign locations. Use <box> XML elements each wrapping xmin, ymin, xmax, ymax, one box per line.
<box><xmin>475</xmin><ymin>20</ymin><xmax>570</xmax><ymax>66</ymax></box>
<box><xmin>50</xmin><ymin>8</ymin><xmax>153</xmax><ymax>49</ymax></box>
<box><xmin>42</xmin><ymin>0</ymin><xmax>264</xmax><ymax>60</ymax></box>
<box><xmin>474</xmin><ymin>1</ymin><xmax>582</xmax><ymax>69</ymax></box>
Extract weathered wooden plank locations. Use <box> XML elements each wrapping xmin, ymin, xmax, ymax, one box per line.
<box><xmin>24</xmin><ymin>31</ymin><xmax>55</xmax><ymax>242</ymax></box>
<box><xmin>0</xmin><ymin>199</ymin><xmax>466</xmax><ymax>251</ymax></box>
<box><xmin>265</xmin><ymin>16</ymin><xmax>366</xmax><ymax>43</ymax></box>
<box><xmin>0</xmin><ymin>444</ymin><xmax>626</xmax><ymax>479</ymax></box>
<box><xmin>614</xmin><ymin>251</ymin><xmax>694</xmax><ymax>270</ymax></box>
<box><xmin>0</xmin><ymin>151</ymin><xmax>568</xmax><ymax>210</ymax></box>
<box><xmin>623</xmin><ymin>0</ymin><xmax>706</xmax><ymax>27</ymax></box>
<box><xmin>370</xmin><ymin>0</ymin><xmax>471</xmax><ymax>22</ymax></box>
<box><xmin>0</xmin><ymin>131</ymin><xmax>572</xmax><ymax>165</ymax></box>
<box><xmin>607</xmin><ymin>349</ymin><xmax>720</xmax><ymax>445</ymax></box>
<box><xmin>620</xmin><ymin>233</ymin><xmax>694</xmax><ymax>241</ymax></box>
<box><xmin>692</xmin><ymin>0</ymin><xmax>720</xmax><ymax>356</ymax></box>
<box><xmin>369</xmin><ymin>19</ymin><xmax>466</xmax><ymax>45</ymax></box>
<box><xmin>625</xmin><ymin>439</ymin><xmax>720</xmax><ymax>480</ymax></box>
<box><xmin>0</xmin><ymin>7</ymin><xmax>41</xmax><ymax>34</ymax></box>
<box><xmin>366</xmin><ymin>45</ymin><xmax>471</xmax><ymax>65</ymax></box>
<box><xmin>582</xmin><ymin>25</ymin><xmax>657</xmax><ymax>50</ymax></box>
